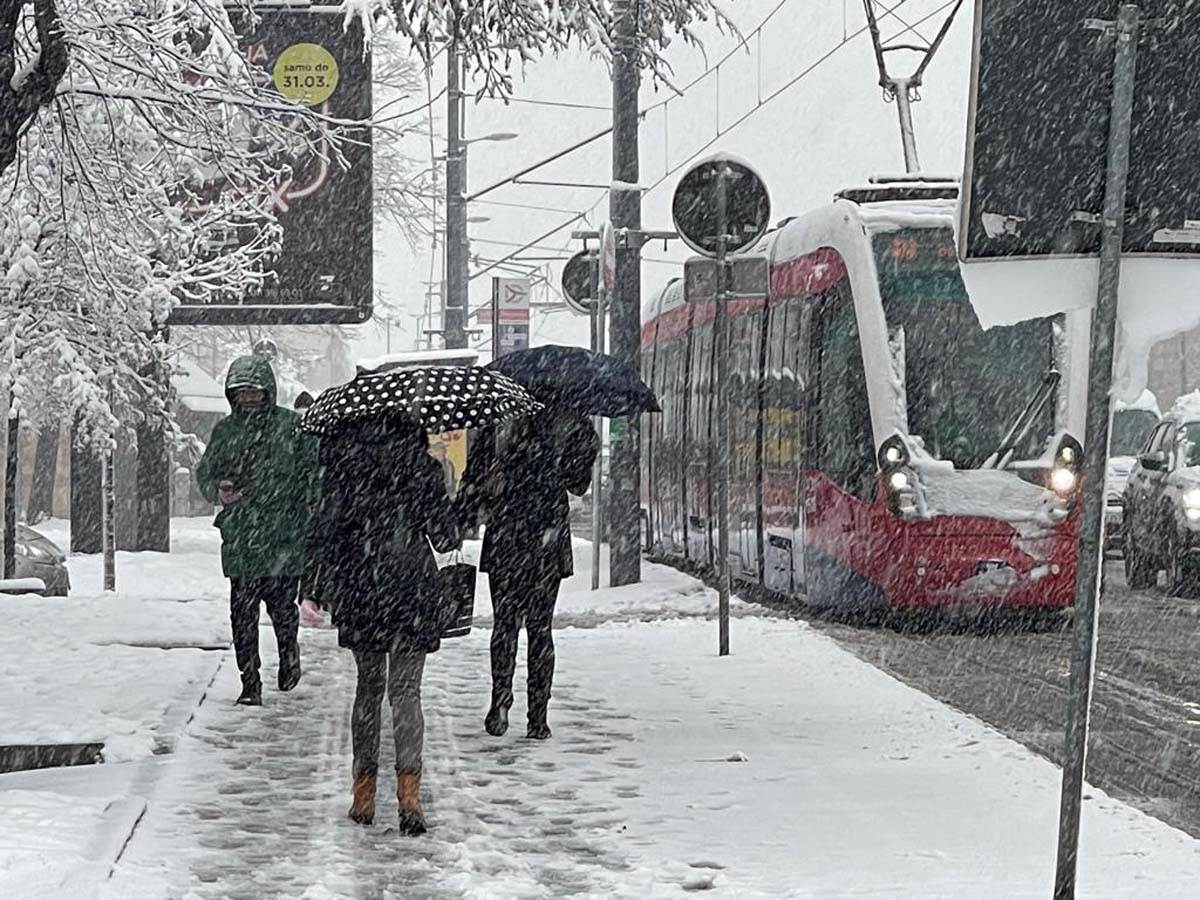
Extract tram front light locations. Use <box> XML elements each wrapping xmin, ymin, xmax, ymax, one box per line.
<box><xmin>889</xmin><ymin>470</ymin><xmax>910</xmax><ymax>492</ymax></box>
<box><xmin>1049</xmin><ymin>466</ymin><xmax>1077</xmax><ymax>497</ymax></box>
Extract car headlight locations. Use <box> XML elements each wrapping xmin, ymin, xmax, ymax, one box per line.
<box><xmin>1050</xmin><ymin>467</ymin><xmax>1077</xmax><ymax>496</ymax></box>
<box><xmin>1181</xmin><ymin>488</ymin><xmax>1200</xmax><ymax>521</ymax></box>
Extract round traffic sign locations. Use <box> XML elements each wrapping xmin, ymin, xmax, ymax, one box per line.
<box><xmin>600</xmin><ymin>222</ymin><xmax>617</xmax><ymax>292</ymax></box>
<box><xmin>561</xmin><ymin>250</ymin><xmax>597</xmax><ymax>315</ymax></box>
<box><xmin>672</xmin><ymin>154</ymin><xmax>770</xmax><ymax>257</ymax></box>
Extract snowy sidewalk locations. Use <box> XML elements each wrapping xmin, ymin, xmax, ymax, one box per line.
<box><xmin>109</xmin><ymin>610</ymin><xmax>1200</xmax><ymax>898</ymax></box>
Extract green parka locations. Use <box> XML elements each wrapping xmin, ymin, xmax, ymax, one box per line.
<box><xmin>196</xmin><ymin>356</ymin><xmax>319</xmax><ymax>578</ymax></box>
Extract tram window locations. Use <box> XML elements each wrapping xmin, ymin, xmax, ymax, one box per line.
<box><xmin>811</xmin><ymin>280</ymin><xmax>874</xmax><ymax>499</ymax></box>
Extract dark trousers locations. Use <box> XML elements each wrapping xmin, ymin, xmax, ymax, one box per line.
<box><xmin>351</xmin><ymin>644</ymin><xmax>426</xmax><ymax>777</ymax></box>
<box><xmin>229</xmin><ymin>576</ymin><xmax>300</xmax><ymax>689</ymax></box>
<box><xmin>489</xmin><ymin>565</ymin><xmax>561</xmax><ymax>725</ymax></box>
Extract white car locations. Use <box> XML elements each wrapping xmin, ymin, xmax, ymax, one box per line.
<box><xmin>1105</xmin><ymin>398</ymin><xmax>1160</xmax><ymax>555</ymax></box>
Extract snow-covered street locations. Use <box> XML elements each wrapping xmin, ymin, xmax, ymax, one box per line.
<box><xmin>0</xmin><ymin>520</ymin><xmax>1197</xmax><ymax>899</ymax></box>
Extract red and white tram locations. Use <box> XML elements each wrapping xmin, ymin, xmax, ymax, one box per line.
<box><xmin>640</xmin><ymin>180</ymin><xmax>1089</xmax><ymax>612</ymax></box>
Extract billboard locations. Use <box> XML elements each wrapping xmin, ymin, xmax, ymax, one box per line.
<box><xmin>960</xmin><ymin>0</ymin><xmax>1200</xmax><ymax>262</ymax></box>
<box><xmin>170</xmin><ymin>3</ymin><xmax>373</xmax><ymax>325</ymax></box>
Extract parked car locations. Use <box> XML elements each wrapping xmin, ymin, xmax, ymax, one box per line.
<box><xmin>1123</xmin><ymin>400</ymin><xmax>1200</xmax><ymax>596</ymax></box>
<box><xmin>13</xmin><ymin>524</ymin><xmax>70</xmax><ymax>596</ymax></box>
<box><xmin>1106</xmin><ymin>394</ymin><xmax>1161</xmax><ymax>555</ymax></box>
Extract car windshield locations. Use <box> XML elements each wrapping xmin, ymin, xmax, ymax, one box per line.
<box><xmin>875</xmin><ymin>228</ymin><xmax>1056</xmax><ymax>469</ymax></box>
<box><xmin>1176</xmin><ymin>422</ymin><xmax>1200</xmax><ymax>468</ymax></box>
<box><xmin>1110</xmin><ymin>408</ymin><xmax>1158</xmax><ymax>457</ymax></box>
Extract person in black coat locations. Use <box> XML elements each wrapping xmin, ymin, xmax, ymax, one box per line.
<box><xmin>302</xmin><ymin>410</ymin><xmax>460</xmax><ymax>836</ymax></box>
<box><xmin>459</xmin><ymin>409</ymin><xmax>599</xmax><ymax>740</ymax></box>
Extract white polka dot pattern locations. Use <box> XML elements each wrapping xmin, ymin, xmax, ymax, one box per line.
<box><xmin>300</xmin><ymin>366</ymin><xmax>542</xmax><ymax>436</ymax></box>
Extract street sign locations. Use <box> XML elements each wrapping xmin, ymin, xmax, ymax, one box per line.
<box><xmin>683</xmin><ymin>256</ymin><xmax>769</xmax><ymax>304</ymax></box>
<box><xmin>960</xmin><ymin>0</ymin><xmax>1200</xmax><ymax>261</ymax></box>
<box><xmin>600</xmin><ymin>221</ymin><xmax>617</xmax><ymax>292</ymax></box>
<box><xmin>672</xmin><ymin>154</ymin><xmax>770</xmax><ymax>258</ymax></box>
<box><xmin>561</xmin><ymin>250</ymin><xmax>598</xmax><ymax>315</ymax></box>
<box><xmin>478</xmin><ymin>277</ymin><xmax>531</xmax><ymax>323</ymax></box>
<box><xmin>170</xmin><ymin>4</ymin><xmax>373</xmax><ymax>326</ymax></box>
<box><xmin>487</xmin><ymin>276</ymin><xmax>531</xmax><ymax>360</ymax></box>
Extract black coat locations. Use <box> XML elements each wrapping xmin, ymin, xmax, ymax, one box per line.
<box><xmin>460</xmin><ymin>411</ymin><xmax>598</xmax><ymax>580</ymax></box>
<box><xmin>303</xmin><ymin>415</ymin><xmax>460</xmax><ymax>653</ymax></box>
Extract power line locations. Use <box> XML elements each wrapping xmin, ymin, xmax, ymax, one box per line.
<box><xmin>480</xmin><ymin>95</ymin><xmax>611</xmax><ymax>112</ymax></box>
<box><xmin>642</xmin><ymin>0</ymin><xmax>949</xmax><ymax>198</ymax></box>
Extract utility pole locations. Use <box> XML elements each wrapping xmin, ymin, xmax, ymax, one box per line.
<box><xmin>608</xmin><ymin>0</ymin><xmax>642</xmax><ymax>587</ymax></box>
<box><xmin>1054</xmin><ymin>6</ymin><xmax>1141</xmax><ymax>898</ymax></box>
<box><xmin>444</xmin><ymin>37</ymin><xmax>468</xmax><ymax>349</ymax></box>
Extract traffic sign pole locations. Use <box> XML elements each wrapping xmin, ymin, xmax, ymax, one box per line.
<box><xmin>1054</xmin><ymin>6</ymin><xmax>1141</xmax><ymax>898</ymax></box>
<box><xmin>591</xmin><ymin>276</ymin><xmax>607</xmax><ymax>592</ymax></box>
<box><xmin>715</xmin><ymin>166</ymin><xmax>731</xmax><ymax>657</ymax></box>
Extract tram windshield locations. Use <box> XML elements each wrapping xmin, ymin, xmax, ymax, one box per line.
<box><xmin>875</xmin><ymin>228</ymin><xmax>1056</xmax><ymax>470</ymax></box>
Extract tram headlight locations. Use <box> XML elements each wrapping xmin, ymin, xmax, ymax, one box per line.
<box><xmin>1048</xmin><ymin>434</ymin><xmax>1083</xmax><ymax>499</ymax></box>
<box><xmin>878</xmin><ymin>434</ymin><xmax>910</xmax><ymax>471</ymax></box>
<box><xmin>1049</xmin><ymin>466</ymin><xmax>1077</xmax><ymax>496</ymax></box>
<box><xmin>889</xmin><ymin>470</ymin><xmax>910</xmax><ymax>492</ymax></box>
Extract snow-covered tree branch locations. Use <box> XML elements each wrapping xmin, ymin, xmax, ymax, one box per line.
<box><xmin>343</xmin><ymin>0</ymin><xmax>733</xmax><ymax>97</ymax></box>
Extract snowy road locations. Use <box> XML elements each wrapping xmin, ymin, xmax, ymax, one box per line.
<box><xmin>818</xmin><ymin>562</ymin><xmax>1200</xmax><ymax>839</ymax></box>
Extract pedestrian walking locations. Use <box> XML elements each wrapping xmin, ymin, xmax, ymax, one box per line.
<box><xmin>302</xmin><ymin>410</ymin><xmax>460</xmax><ymax>836</ymax></box>
<box><xmin>459</xmin><ymin>409</ymin><xmax>599</xmax><ymax>740</ymax></box>
<box><xmin>196</xmin><ymin>355</ymin><xmax>319</xmax><ymax>707</ymax></box>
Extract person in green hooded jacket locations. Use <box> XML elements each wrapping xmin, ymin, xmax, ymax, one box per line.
<box><xmin>197</xmin><ymin>355</ymin><xmax>319</xmax><ymax>706</ymax></box>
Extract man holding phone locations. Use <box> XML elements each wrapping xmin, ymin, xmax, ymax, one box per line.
<box><xmin>197</xmin><ymin>355</ymin><xmax>319</xmax><ymax>706</ymax></box>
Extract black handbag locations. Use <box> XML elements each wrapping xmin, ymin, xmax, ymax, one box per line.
<box><xmin>437</xmin><ymin>553</ymin><xmax>476</xmax><ymax>639</ymax></box>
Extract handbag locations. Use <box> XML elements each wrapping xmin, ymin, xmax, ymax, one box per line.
<box><xmin>436</xmin><ymin>551</ymin><xmax>476</xmax><ymax>639</ymax></box>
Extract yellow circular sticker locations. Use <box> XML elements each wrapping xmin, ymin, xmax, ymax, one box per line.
<box><xmin>272</xmin><ymin>43</ymin><xmax>339</xmax><ymax>107</ymax></box>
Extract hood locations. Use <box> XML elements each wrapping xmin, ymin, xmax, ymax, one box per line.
<box><xmin>1106</xmin><ymin>455</ymin><xmax>1136</xmax><ymax>499</ymax></box>
<box><xmin>224</xmin><ymin>355</ymin><xmax>277</xmax><ymax>410</ymax></box>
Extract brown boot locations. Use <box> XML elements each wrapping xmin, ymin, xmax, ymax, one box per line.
<box><xmin>396</xmin><ymin>770</ymin><xmax>427</xmax><ymax>836</ymax></box>
<box><xmin>348</xmin><ymin>771</ymin><xmax>376</xmax><ymax>825</ymax></box>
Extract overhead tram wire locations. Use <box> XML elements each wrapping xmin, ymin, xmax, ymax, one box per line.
<box><xmin>465</xmin><ymin>0</ymin><xmax>929</xmax><ymax>283</ymax></box>
<box><xmin>640</xmin><ymin>0</ymin><xmax>953</xmax><ymax>199</ymax></box>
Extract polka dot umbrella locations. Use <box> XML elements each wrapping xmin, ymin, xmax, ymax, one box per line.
<box><xmin>300</xmin><ymin>366</ymin><xmax>542</xmax><ymax>438</ymax></box>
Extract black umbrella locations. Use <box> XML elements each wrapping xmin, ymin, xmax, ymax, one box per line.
<box><xmin>301</xmin><ymin>366</ymin><xmax>541</xmax><ymax>437</ymax></box>
<box><xmin>487</xmin><ymin>345</ymin><xmax>660</xmax><ymax>418</ymax></box>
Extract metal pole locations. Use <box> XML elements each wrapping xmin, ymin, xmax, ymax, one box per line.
<box><xmin>1054</xmin><ymin>7</ymin><xmax>1140</xmax><ymax>898</ymax></box>
<box><xmin>490</xmin><ymin>277</ymin><xmax>500</xmax><ymax>363</ymax></box>
<box><xmin>4</xmin><ymin>406</ymin><xmax>17</xmax><ymax>581</ymax></box>
<box><xmin>891</xmin><ymin>77</ymin><xmax>921</xmax><ymax>174</ymax></box>
<box><xmin>592</xmin><ymin>284</ymin><xmax>607</xmax><ymax>591</ymax></box>
<box><xmin>715</xmin><ymin>167</ymin><xmax>731</xmax><ymax>657</ymax></box>
<box><xmin>609</xmin><ymin>0</ymin><xmax>642</xmax><ymax>587</ymax></box>
<box><xmin>444</xmin><ymin>40</ymin><xmax>468</xmax><ymax>350</ymax></box>
<box><xmin>102</xmin><ymin>438</ymin><xmax>116</xmax><ymax>593</ymax></box>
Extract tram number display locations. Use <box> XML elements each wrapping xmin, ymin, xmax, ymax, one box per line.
<box><xmin>879</xmin><ymin>229</ymin><xmax>959</xmax><ymax>271</ymax></box>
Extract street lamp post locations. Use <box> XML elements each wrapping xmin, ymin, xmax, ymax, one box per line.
<box><xmin>444</xmin><ymin>43</ymin><xmax>516</xmax><ymax>349</ymax></box>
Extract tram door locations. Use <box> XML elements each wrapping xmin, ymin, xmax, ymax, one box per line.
<box><xmin>762</xmin><ymin>298</ymin><xmax>808</xmax><ymax>594</ymax></box>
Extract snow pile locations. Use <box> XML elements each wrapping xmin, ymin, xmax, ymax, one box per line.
<box><xmin>0</xmin><ymin>520</ymin><xmax>230</xmax><ymax>762</ymax></box>
<box><xmin>1115</xmin><ymin>388</ymin><xmax>1160</xmax><ymax>416</ymax></box>
<box><xmin>1166</xmin><ymin>390</ymin><xmax>1200</xmax><ymax>423</ymax></box>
